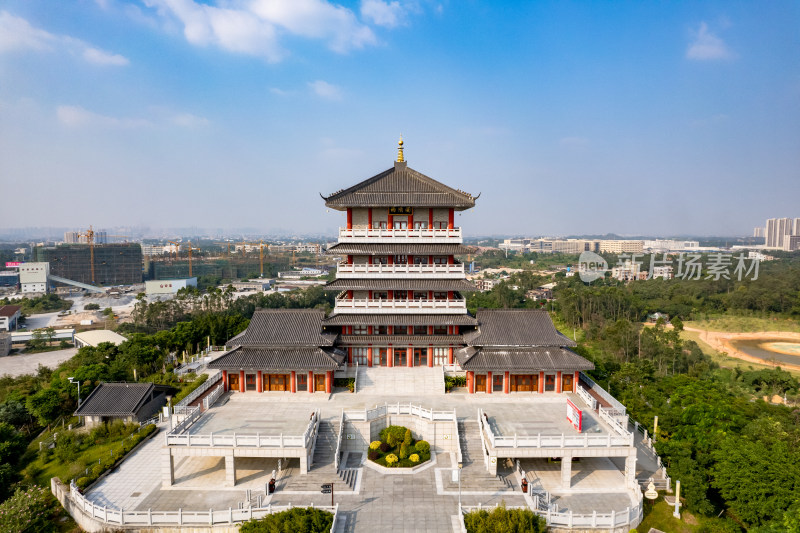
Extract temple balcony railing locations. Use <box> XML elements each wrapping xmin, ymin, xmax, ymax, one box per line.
<box><xmin>338</xmin><ymin>227</ymin><xmax>462</xmax><ymax>243</ymax></box>
<box><xmin>333</xmin><ymin>297</ymin><xmax>467</xmax><ymax>314</ymax></box>
<box><xmin>336</xmin><ymin>262</ymin><xmax>465</xmax><ymax>279</ymax></box>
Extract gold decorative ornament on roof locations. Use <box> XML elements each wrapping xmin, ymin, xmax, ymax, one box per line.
<box><xmin>397</xmin><ymin>134</ymin><xmax>404</xmax><ymax>162</ymax></box>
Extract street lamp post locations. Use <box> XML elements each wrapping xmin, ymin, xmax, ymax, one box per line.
<box><xmin>68</xmin><ymin>377</ymin><xmax>81</xmax><ymax>406</ymax></box>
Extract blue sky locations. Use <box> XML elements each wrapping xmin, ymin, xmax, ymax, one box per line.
<box><xmin>1</xmin><ymin>0</ymin><xmax>798</xmax><ymax>237</ymax></box>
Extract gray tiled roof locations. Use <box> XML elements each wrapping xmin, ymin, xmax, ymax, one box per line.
<box><xmin>326</xmin><ymin>243</ymin><xmax>473</xmax><ymax>256</ymax></box>
<box><xmin>208</xmin><ymin>346</ymin><xmax>345</xmax><ymax>370</ymax></box>
<box><xmin>75</xmin><ymin>382</ymin><xmax>156</xmax><ymax>416</ymax></box>
<box><xmin>339</xmin><ymin>335</ymin><xmax>464</xmax><ymax>346</ymax></box>
<box><xmin>232</xmin><ymin>309</ymin><xmax>336</xmax><ymax>347</ymax></box>
<box><xmin>323</xmin><ymin>314</ymin><xmax>478</xmax><ymax>326</ymax></box>
<box><xmin>325</xmin><ymin>279</ymin><xmax>477</xmax><ymax>292</ymax></box>
<box><xmin>455</xmin><ymin>347</ymin><xmax>594</xmax><ymax>372</ymax></box>
<box><xmin>323</xmin><ymin>163</ymin><xmax>476</xmax><ymax>210</ymax></box>
<box><xmin>468</xmin><ymin>309</ymin><xmax>577</xmax><ymax>347</ymax></box>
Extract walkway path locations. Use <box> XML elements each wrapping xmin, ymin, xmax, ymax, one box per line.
<box><xmin>357</xmin><ymin>366</ymin><xmax>443</xmax><ymax>396</ymax></box>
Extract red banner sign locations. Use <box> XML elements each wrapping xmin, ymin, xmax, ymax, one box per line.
<box><xmin>5</xmin><ymin>262</ymin><xmax>21</xmax><ymax>267</ymax></box>
<box><xmin>566</xmin><ymin>399</ymin><xmax>583</xmax><ymax>432</ymax></box>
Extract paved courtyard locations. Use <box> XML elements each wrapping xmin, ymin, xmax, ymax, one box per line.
<box><xmin>85</xmin><ymin>387</ymin><xmax>639</xmax><ymax>532</ymax></box>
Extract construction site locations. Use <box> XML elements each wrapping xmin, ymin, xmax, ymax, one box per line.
<box><xmin>34</xmin><ymin>244</ymin><xmax>143</xmax><ymax>286</ymax></box>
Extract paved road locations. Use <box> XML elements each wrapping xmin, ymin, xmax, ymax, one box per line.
<box><xmin>0</xmin><ymin>347</ymin><xmax>77</xmax><ymax>377</ymax></box>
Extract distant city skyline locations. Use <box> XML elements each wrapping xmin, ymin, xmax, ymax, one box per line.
<box><xmin>1</xmin><ymin>1</ymin><xmax>798</xmax><ymax>236</ymax></box>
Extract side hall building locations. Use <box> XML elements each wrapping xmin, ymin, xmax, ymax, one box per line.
<box><xmin>210</xmin><ymin>140</ymin><xmax>592</xmax><ymax>393</ymax></box>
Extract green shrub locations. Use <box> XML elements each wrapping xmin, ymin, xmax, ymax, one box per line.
<box><xmin>414</xmin><ymin>440</ymin><xmax>430</xmax><ymax>454</ymax></box>
<box><xmin>409</xmin><ymin>454</ymin><xmax>420</xmax><ymax>463</ymax></box>
<box><xmin>463</xmin><ymin>503</ymin><xmax>546</xmax><ymax>533</ymax></box>
<box><xmin>380</xmin><ymin>425</ymin><xmax>407</xmax><ymax>445</ymax></box>
<box><xmin>0</xmin><ymin>485</ymin><xmax>56</xmax><ymax>533</ymax></box>
<box><xmin>53</xmin><ymin>431</ymin><xmax>81</xmax><ymax>464</ymax></box>
<box><xmin>91</xmin><ymin>464</ymin><xmax>103</xmax><ymax>477</ymax></box>
<box><xmin>84</xmin><ymin>303</ymin><xmax>100</xmax><ymax>310</ymax></box>
<box><xmin>239</xmin><ymin>507</ymin><xmax>333</xmax><ymax>533</ymax></box>
<box><xmin>76</xmin><ymin>476</ymin><xmax>90</xmax><ymax>490</ymax></box>
<box><xmin>369</xmin><ymin>440</ymin><xmax>381</xmax><ymax>450</ymax></box>
<box><xmin>173</xmin><ymin>373</ymin><xmax>209</xmax><ymax>403</ymax></box>
<box><xmin>403</xmin><ymin>428</ymin><xmax>412</xmax><ymax>445</ymax></box>
<box><xmin>399</xmin><ymin>442</ymin><xmax>410</xmax><ymax>459</ymax></box>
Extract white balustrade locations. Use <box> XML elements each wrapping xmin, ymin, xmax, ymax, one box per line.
<box><xmin>338</xmin><ymin>227</ymin><xmax>462</xmax><ymax>243</ymax></box>
<box><xmin>336</xmin><ymin>262</ymin><xmax>465</xmax><ymax>278</ymax></box>
<box><xmin>334</xmin><ymin>297</ymin><xmax>466</xmax><ymax>314</ymax></box>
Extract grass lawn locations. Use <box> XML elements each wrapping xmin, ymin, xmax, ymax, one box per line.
<box><xmin>685</xmin><ymin>315</ymin><xmax>800</xmax><ymax>333</ymax></box>
<box><xmin>24</xmin><ymin>428</ymin><xmax>144</xmax><ymax>486</ymax></box>
<box><xmin>636</xmin><ymin>499</ymin><xmax>699</xmax><ymax>532</ymax></box>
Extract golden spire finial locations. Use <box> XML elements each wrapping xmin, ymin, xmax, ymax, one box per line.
<box><xmin>397</xmin><ymin>134</ymin><xmax>404</xmax><ymax>162</ymax></box>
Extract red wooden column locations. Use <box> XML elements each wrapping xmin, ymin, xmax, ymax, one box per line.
<box><xmin>239</xmin><ymin>370</ymin><xmax>245</xmax><ymax>393</ymax></box>
<box><xmin>428</xmin><ymin>208</ymin><xmax>434</xmax><ymax>230</ymax></box>
<box><xmin>409</xmin><ymin>210</ymin><xmax>414</xmax><ymax>228</ymax></box>
<box><xmin>556</xmin><ymin>371</ymin><xmax>562</xmax><ymax>393</ymax></box>
<box><xmin>222</xmin><ymin>370</ymin><xmax>228</xmax><ymax>391</ymax></box>
<box><xmin>487</xmin><ymin>371</ymin><xmax>493</xmax><ymax>394</ymax></box>
<box><xmin>408</xmin><ymin>344</ymin><xmax>413</xmax><ymax>367</ymax></box>
<box><xmin>348</xmin><ymin>347</ymin><xmax>353</xmax><ymax>365</ymax></box>
<box><xmin>388</xmin><ymin>212</ymin><xmax>393</xmax><ymax>229</ymax></box>
<box><xmin>308</xmin><ymin>371</ymin><xmax>314</xmax><ymax>394</ymax></box>
<box><xmin>325</xmin><ymin>371</ymin><xmax>332</xmax><ymax>394</ymax></box>
<box><xmin>448</xmin><ymin>347</ymin><xmax>454</xmax><ymax>365</ymax></box>
<box><xmin>346</xmin><ymin>208</ymin><xmax>353</xmax><ymax>230</ymax></box>
<box><xmin>368</xmin><ymin>208</ymin><xmax>372</xmax><ymax>229</ymax></box>
<box><xmin>538</xmin><ymin>371</ymin><xmax>544</xmax><ymax>394</ymax></box>
<box><xmin>388</xmin><ymin>345</ymin><xmax>394</xmax><ymax>367</ymax></box>
<box><xmin>574</xmin><ymin>371</ymin><xmax>580</xmax><ymax>388</ymax></box>
<box><xmin>367</xmin><ymin>346</ymin><xmax>373</xmax><ymax>367</ymax></box>
<box><xmin>504</xmin><ymin>371</ymin><xmax>510</xmax><ymax>394</ymax></box>
<box><xmin>448</xmin><ymin>208</ymin><xmax>454</xmax><ymax>230</ymax></box>
<box><xmin>290</xmin><ymin>371</ymin><xmax>296</xmax><ymax>393</ymax></box>
<box><xmin>427</xmin><ymin>346</ymin><xmax>433</xmax><ymax>367</ymax></box>
<box><xmin>257</xmin><ymin>370</ymin><xmax>263</xmax><ymax>393</ymax></box>
<box><xmin>467</xmin><ymin>371</ymin><xmax>474</xmax><ymax>394</ymax></box>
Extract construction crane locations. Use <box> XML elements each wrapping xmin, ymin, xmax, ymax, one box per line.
<box><xmin>214</xmin><ymin>242</ymin><xmax>233</xmax><ymax>257</ymax></box>
<box><xmin>187</xmin><ymin>241</ymin><xmax>193</xmax><ymax>277</ymax></box>
<box><xmin>167</xmin><ymin>241</ymin><xmax>180</xmax><ymax>260</ymax></box>
<box><xmin>76</xmin><ymin>226</ymin><xmax>96</xmax><ymax>284</ymax></box>
<box><xmin>241</xmin><ymin>240</ymin><xmax>269</xmax><ymax>277</ymax></box>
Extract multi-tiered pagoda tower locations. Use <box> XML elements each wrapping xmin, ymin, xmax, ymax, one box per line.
<box><xmin>211</xmin><ymin>139</ymin><xmax>592</xmax><ymax>395</ymax></box>
<box><xmin>321</xmin><ymin>138</ymin><xmax>479</xmax><ymax>369</ymax></box>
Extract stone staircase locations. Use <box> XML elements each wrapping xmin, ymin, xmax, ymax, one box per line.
<box><xmin>447</xmin><ymin>419</ymin><xmax>517</xmax><ymax>492</ymax></box>
<box><xmin>356</xmin><ymin>366</ymin><xmax>444</xmax><ymax>396</ymax></box>
<box><xmin>278</xmin><ymin>419</ymin><xmax>358</xmax><ymax>492</ymax></box>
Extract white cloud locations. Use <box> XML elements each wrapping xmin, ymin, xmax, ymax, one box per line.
<box><xmin>308</xmin><ymin>80</ymin><xmax>342</xmax><ymax>100</ymax></box>
<box><xmin>57</xmin><ymin>105</ymin><xmax>152</xmax><ymax>128</ymax></box>
<box><xmin>0</xmin><ymin>10</ymin><xmax>130</xmax><ymax>66</ymax></box>
<box><xmin>269</xmin><ymin>87</ymin><xmax>293</xmax><ymax>96</ymax></box>
<box><xmin>83</xmin><ymin>47</ymin><xmax>130</xmax><ymax>66</ymax></box>
<box><xmin>361</xmin><ymin>0</ymin><xmax>404</xmax><ymax>28</ymax></box>
<box><xmin>171</xmin><ymin>112</ymin><xmax>209</xmax><ymax>127</ymax></box>
<box><xmin>144</xmin><ymin>0</ymin><xmax>377</xmax><ymax>60</ymax></box>
<box><xmin>0</xmin><ymin>11</ymin><xmax>57</xmax><ymax>52</ymax></box>
<box><xmin>687</xmin><ymin>22</ymin><xmax>733</xmax><ymax>61</ymax></box>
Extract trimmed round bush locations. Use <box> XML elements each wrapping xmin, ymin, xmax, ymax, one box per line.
<box><xmin>76</xmin><ymin>477</ymin><xmax>90</xmax><ymax>490</ymax></box>
<box><xmin>379</xmin><ymin>442</ymin><xmax>391</xmax><ymax>453</ymax></box>
<box><xmin>409</xmin><ymin>454</ymin><xmax>420</xmax><ymax>463</ymax></box>
<box><xmin>386</xmin><ymin>433</ymin><xmax>398</xmax><ymax>447</ymax></box>
<box><xmin>385</xmin><ymin>454</ymin><xmax>398</xmax><ymax>466</ymax></box>
<box><xmin>414</xmin><ymin>440</ymin><xmax>430</xmax><ymax>454</ymax></box>
<box><xmin>369</xmin><ymin>441</ymin><xmax>381</xmax><ymax>450</ymax></box>
<box><xmin>368</xmin><ymin>450</ymin><xmax>380</xmax><ymax>461</ymax></box>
